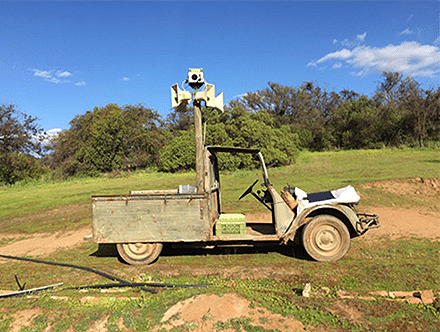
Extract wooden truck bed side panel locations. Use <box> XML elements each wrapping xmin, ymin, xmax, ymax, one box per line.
<box><xmin>92</xmin><ymin>194</ymin><xmax>211</xmax><ymax>243</ymax></box>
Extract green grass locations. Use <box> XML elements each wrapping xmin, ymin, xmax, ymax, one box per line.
<box><xmin>0</xmin><ymin>148</ymin><xmax>438</xmax><ymax>231</ymax></box>
<box><xmin>1</xmin><ymin>239</ymin><xmax>439</xmax><ymax>331</ymax></box>
<box><xmin>0</xmin><ymin>240</ymin><xmax>439</xmax><ymax>331</ymax></box>
<box><xmin>0</xmin><ymin>148</ymin><xmax>439</xmax><ymax>331</ymax></box>
<box><xmin>0</xmin><ymin>170</ymin><xmax>196</xmax><ymax>219</ymax></box>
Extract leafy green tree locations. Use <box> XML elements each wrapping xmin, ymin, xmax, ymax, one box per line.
<box><xmin>47</xmin><ymin>104</ymin><xmax>165</xmax><ymax>175</ymax></box>
<box><xmin>121</xmin><ymin>104</ymin><xmax>165</xmax><ymax>168</ymax></box>
<box><xmin>236</xmin><ymin>82</ymin><xmax>338</xmax><ymax>151</ymax></box>
<box><xmin>332</xmin><ymin>96</ymin><xmax>382</xmax><ymax>149</ymax></box>
<box><xmin>397</xmin><ymin>77</ymin><xmax>439</xmax><ymax>147</ymax></box>
<box><xmin>159</xmin><ymin>105</ymin><xmax>299</xmax><ymax>172</ymax></box>
<box><xmin>158</xmin><ymin>129</ymin><xmax>195</xmax><ymax>172</ymax></box>
<box><xmin>0</xmin><ymin>104</ymin><xmax>47</xmax><ymax>184</ymax></box>
<box><xmin>0</xmin><ymin>104</ymin><xmax>45</xmax><ymax>156</ymax></box>
<box><xmin>76</xmin><ymin>104</ymin><xmax>126</xmax><ymax>172</ymax></box>
<box><xmin>375</xmin><ymin>72</ymin><xmax>440</xmax><ymax>147</ymax></box>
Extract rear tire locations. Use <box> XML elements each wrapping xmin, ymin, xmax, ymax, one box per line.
<box><xmin>116</xmin><ymin>242</ymin><xmax>162</xmax><ymax>265</ymax></box>
<box><xmin>302</xmin><ymin>215</ymin><xmax>350</xmax><ymax>262</ymax></box>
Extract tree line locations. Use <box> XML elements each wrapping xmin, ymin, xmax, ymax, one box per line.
<box><xmin>1</xmin><ymin>72</ymin><xmax>439</xmax><ymax>184</ymax></box>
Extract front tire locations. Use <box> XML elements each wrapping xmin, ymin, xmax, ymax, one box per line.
<box><xmin>302</xmin><ymin>215</ymin><xmax>350</xmax><ymax>262</ymax></box>
<box><xmin>116</xmin><ymin>242</ymin><xmax>162</xmax><ymax>265</ymax></box>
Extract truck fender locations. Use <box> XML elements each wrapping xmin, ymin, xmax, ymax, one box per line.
<box><xmin>281</xmin><ymin>204</ymin><xmax>360</xmax><ymax>244</ymax></box>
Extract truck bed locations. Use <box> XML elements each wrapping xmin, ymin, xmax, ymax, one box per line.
<box><xmin>92</xmin><ymin>193</ymin><xmax>211</xmax><ymax>243</ymax></box>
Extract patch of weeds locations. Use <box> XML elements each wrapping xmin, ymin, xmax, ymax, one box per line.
<box><xmin>0</xmin><ymin>313</ymin><xmax>13</xmax><ymax>332</ymax></box>
<box><xmin>203</xmin><ymin>313</ymin><xmax>214</xmax><ymax>321</ymax></box>
<box><xmin>259</xmin><ymin>317</ymin><xmax>269</xmax><ymax>324</ymax></box>
<box><xmin>70</xmin><ymin>310</ymin><xmax>106</xmax><ymax>332</ymax></box>
<box><xmin>340</xmin><ymin>275</ymin><xmax>360</xmax><ymax>290</ymax></box>
<box><xmin>52</xmin><ymin>317</ymin><xmax>74</xmax><ymax>332</ymax></box>
<box><xmin>366</xmin><ymin>308</ymin><xmax>409</xmax><ymax>324</ymax></box>
<box><xmin>73</xmin><ymin>317</ymin><xmax>90</xmax><ymax>332</ymax></box>
<box><xmin>416</xmin><ymin>303</ymin><xmax>440</xmax><ymax>320</ymax></box>
<box><xmin>18</xmin><ymin>315</ymin><xmax>48</xmax><ymax>332</ymax></box>
<box><xmin>0</xmin><ymin>237</ymin><xmax>18</xmax><ymax>246</ymax></box>
<box><xmin>214</xmin><ymin>317</ymin><xmax>280</xmax><ymax>332</ymax></box>
<box><xmin>182</xmin><ymin>321</ymin><xmax>198</xmax><ymax>330</ymax></box>
<box><xmin>105</xmin><ymin>315</ymin><xmax>123</xmax><ymax>332</ymax></box>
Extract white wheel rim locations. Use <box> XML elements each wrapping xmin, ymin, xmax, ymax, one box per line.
<box><xmin>122</xmin><ymin>243</ymin><xmax>155</xmax><ymax>261</ymax></box>
<box><xmin>311</xmin><ymin>225</ymin><xmax>342</xmax><ymax>255</ymax></box>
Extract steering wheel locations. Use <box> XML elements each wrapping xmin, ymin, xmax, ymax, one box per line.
<box><xmin>239</xmin><ymin>179</ymin><xmax>259</xmax><ymax>200</ymax></box>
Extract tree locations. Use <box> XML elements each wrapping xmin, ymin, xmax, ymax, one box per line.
<box><xmin>159</xmin><ymin>105</ymin><xmax>299</xmax><ymax>172</ymax></box>
<box><xmin>76</xmin><ymin>104</ymin><xmax>126</xmax><ymax>172</ymax></box>
<box><xmin>0</xmin><ymin>104</ymin><xmax>45</xmax><ymax>156</ymax></box>
<box><xmin>158</xmin><ymin>129</ymin><xmax>195</xmax><ymax>172</ymax></box>
<box><xmin>236</xmin><ymin>82</ymin><xmax>339</xmax><ymax>150</ymax></box>
<box><xmin>398</xmin><ymin>77</ymin><xmax>439</xmax><ymax>147</ymax></box>
<box><xmin>0</xmin><ymin>104</ymin><xmax>47</xmax><ymax>184</ymax></box>
<box><xmin>120</xmin><ymin>104</ymin><xmax>165</xmax><ymax>169</ymax></box>
<box><xmin>374</xmin><ymin>71</ymin><xmax>402</xmax><ymax>108</ymax></box>
<box><xmin>47</xmin><ymin>104</ymin><xmax>165</xmax><ymax>175</ymax></box>
<box><xmin>332</xmin><ymin>96</ymin><xmax>382</xmax><ymax>149</ymax></box>
<box><xmin>375</xmin><ymin>72</ymin><xmax>440</xmax><ymax>147</ymax></box>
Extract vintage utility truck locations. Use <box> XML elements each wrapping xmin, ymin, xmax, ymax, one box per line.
<box><xmin>89</xmin><ymin>69</ymin><xmax>379</xmax><ymax>264</ymax></box>
<box><xmin>90</xmin><ymin>145</ymin><xmax>379</xmax><ymax>264</ymax></box>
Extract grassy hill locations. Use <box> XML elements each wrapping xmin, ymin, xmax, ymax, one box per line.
<box><xmin>1</xmin><ymin>148</ymin><xmax>439</xmax><ymax>233</ymax></box>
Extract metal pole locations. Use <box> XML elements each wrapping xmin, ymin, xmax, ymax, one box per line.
<box><xmin>193</xmin><ymin>99</ymin><xmax>204</xmax><ymax>193</ymax></box>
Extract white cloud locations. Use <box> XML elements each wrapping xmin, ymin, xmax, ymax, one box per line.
<box><xmin>32</xmin><ymin>68</ymin><xmax>76</xmax><ymax>84</ymax></box>
<box><xmin>48</xmin><ymin>77</ymin><xmax>61</xmax><ymax>84</ymax></box>
<box><xmin>332</xmin><ymin>63</ymin><xmax>343</xmax><ymax>69</ymax></box>
<box><xmin>46</xmin><ymin>128</ymin><xmax>62</xmax><ymax>137</ymax></box>
<box><xmin>56</xmin><ymin>70</ymin><xmax>72</xmax><ymax>77</ymax></box>
<box><xmin>33</xmin><ymin>128</ymin><xmax>62</xmax><ymax>148</ymax></box>
<box><xmin>123</xmin><ymin>77</ymin><xmax>130</xmax><ymax>81</ymax></box>
<box><xmin>33</xmin><ymin>69</ymin><xmax>52</xmax><ymax>78</ymax></box>
<box><xmin>341</xmin><ymin>39</ymin><xmax>355</xmax><ymax>48</ymax></box>
<box><xmin>233</xmin><ymin>93</ymin><xmax>247</xmax><ymax>100</ymax></box>
<box><xmin>357</xmin><ymin>32</ymin><xmax>367</xmax><ymax>42</ymax></box>
<box><xmin>308</xmin><ymin>41</ymin><xmax>440</xmax><ymax>77</ymax></box>
<box><xmin>308</xmin><ymin>49</ymin><xmax>352</xmax><ymax>67</ymax></box>
<box><xmin>333</xmin><ymin>32</ymin><xmax>368</xmax><ymax>49</ymax></box>
<box><xmin>434</xmin><ymin>36</ymin><xmax>440</xmax><ymax>46</ymax></box>
<box><xmin>399</xmin><ymin>28</ymin><xmax>414</xmax><ymax>35</ymax></box>
<box><xmin>75</xmin><ymin>81</ymin><xmax>86</xmax><ymax>86</ymax></box>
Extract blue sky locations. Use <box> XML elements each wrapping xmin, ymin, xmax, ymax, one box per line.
<box><xmin>1</xmin><ymin>1</ymin><xmax>439</xmax><ymax>136</ymax></box>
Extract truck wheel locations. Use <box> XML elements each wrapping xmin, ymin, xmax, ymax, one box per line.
<box><xmin>302</xmin><ymin>215</ymin><xmax>350</xmax><ymax>262</ymax></box>
<box><xmin>116</xmin><ymin>242</ymin><xmax>162</xmax><ymax>265</ymax></box>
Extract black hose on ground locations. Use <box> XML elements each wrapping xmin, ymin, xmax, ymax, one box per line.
<box><xmin>0</xmin><ymin>254</ymin><xmax>210</xmax><ymax>295</ymax></box>
<box><xmin>0</xmin><ymin>254</ymin><xmax>157</xmax><ymax>293</ymax></box>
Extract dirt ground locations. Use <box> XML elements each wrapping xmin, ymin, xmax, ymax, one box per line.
<box><xmin>1</xmin><ymin>178</ymin><xmax>439</xmax><ymax>331</ymax></box>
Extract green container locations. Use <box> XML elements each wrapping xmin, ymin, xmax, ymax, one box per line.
<box><xmin>216</xmin><ymin>214</ymin><xmax>246</xmax><ymax>236</ymax></box>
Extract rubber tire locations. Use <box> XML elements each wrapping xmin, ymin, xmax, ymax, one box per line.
<box><xmin>302</xmin><ymin>215</ymin><xmax>350</xmax><ymax>262</ymax></box>
<box><xmin>116</xmin><ymin>242</ymin><xmax>163</xmax><ymax>265</ymax></box>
